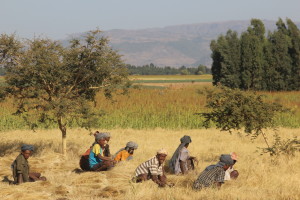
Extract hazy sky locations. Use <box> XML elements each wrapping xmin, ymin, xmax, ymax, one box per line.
<box><xmin>1</xmin><ymin>0</ymin><xmax>300</xmax><ymax>40</ymax></box>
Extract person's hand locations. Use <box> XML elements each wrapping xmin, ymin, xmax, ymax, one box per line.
<box><xmin>191</xmin><ymin>157</ymin><xmax>199</xmax><ymax>164</ymax></box>
<box><xmin>158</xmin><ymin>182</ymin><xmax>166</xmax><ymax>187</ymax></box>
<box><xmin>112</xmin><ymin>160</ymin><xmax>117</xmax><ymax>164</ymax></box>
<box><xmin>167</xmin><ymin>183</ymin><xmax>175</xmax><ymax>187</ymax></box>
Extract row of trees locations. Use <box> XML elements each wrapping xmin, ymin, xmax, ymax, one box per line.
<box><xmin>126</xmin><ymin>63</ymin><xmax>211</xmax><ymax>75</ymax></box>
<box><xmin>211</xmin><ymin>18</ymin><xmax>300</xmax><ymax>91</ymax></box>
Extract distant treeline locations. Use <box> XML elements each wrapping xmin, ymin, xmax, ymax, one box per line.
<box><xmin>126</xmin><ymin>63</ymin><xmax>211</xmax><ymax>75</ymax></box>
<box><xmin>211</xmin><ymin>18</ymin><xmax>300</xmax><ymax>91</ymax></box>
<box><xmin>0</xmin><ymin>64</ymin><xmax>211</xmax><ymax>77</ymax></box>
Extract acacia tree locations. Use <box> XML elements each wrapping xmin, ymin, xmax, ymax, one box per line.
<box><xmin>200</xmin><ymin>86</ymin><xmax>300</xmax><ymax>156</ymax></box>
<box><xmin>0</xmin><ymin>30</ymin><xmax>129</xmax><ymax>155</ymax></box>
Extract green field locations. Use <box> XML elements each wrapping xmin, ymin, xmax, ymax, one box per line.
<box><xmin>0</xmin><ymin>75</ymin><xmax>299</xmax><ymax>131</ymax></box>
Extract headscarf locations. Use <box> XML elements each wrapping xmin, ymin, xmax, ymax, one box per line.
<box><xmin>21</xmin><ymin>144</ymin><xmax>34</xmax><ymax>152</ymax></box>
<box><xmin>126</xmin><ymin>141</ymin><xmax>138</xmax><ymax>149</ymax></box>
<box><xmin>169</xmin><ymin>135</ymin><xmax>192</xmax><ymax>173</ymax></box>
<box><xmin>205</xmin><ymin>154</ymin><xmax>234</xmax><ymax>171</ymax></box>
<box><xmin>95</xmin><ymin>132</ymin><xmax>106</xmax><ymax>141</ymax></box>
<box><xmin>103</xmin><ymin>132</ymin><xmax>111</xmax><ymax>138</ymax></box>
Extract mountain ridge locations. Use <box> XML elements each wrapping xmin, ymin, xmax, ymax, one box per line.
<box><xmin>66</xmin><ymin>20</ymin><xmax>300</xmax><ymax>67</ymax></box>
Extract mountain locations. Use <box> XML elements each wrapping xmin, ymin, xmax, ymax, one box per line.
<box><xmin>66</xmin><ymin>20</ymin><xmax>300</xmax><ymax>67</ymax></box>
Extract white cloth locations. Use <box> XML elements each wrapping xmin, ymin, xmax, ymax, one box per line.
<box><xmin>174</xmin><ymin>147</ymin><xmax>189</xmax><ymax>174</ymax></box>
<box><xmin>224</xmin><ymin>166</ymin><xmax>234</xmax><ymax>181</ymax></box>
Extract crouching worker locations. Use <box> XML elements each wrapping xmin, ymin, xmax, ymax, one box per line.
<box><xmin>114</xmin><ymin>141</ymin><xmax>138</xmax><ymax>162</ymax></box>
<box><xmin>11</xmin><ymin>144</ymin><xmax>46</xmax><ymax>185</ymax></box>
<box><xmin>134</xmin><ymin>149</ymin><xmax>170</xmax><ymax>187</ymax></box>
<box><xmin>89</xmin><ymin>133</ymin><xmax>116</xmax><ymax>171</ymax></box>
<box><xmin>193</xmin><ymin>154</ymin><xmax>234</xmax><ymax>190</ymax></box>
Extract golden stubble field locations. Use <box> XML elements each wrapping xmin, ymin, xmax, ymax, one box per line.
<box><xmin>0</xmin><ymin>128</ymin><xmax>299</xmax><ymax>200</ymax></box>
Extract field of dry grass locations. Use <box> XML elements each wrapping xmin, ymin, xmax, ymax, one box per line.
<box><xmin>0</xmin><ymin>128</ymin><xmax>299</xmax><ymax>200</ymax></box>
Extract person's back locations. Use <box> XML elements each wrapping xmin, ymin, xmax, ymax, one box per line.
<box><xmin>114</xmin><ymin>149</ymin><xmax>131</xmax><ymax>161</ymax></box>
<box><xmin>193</xmin><ymin>154</ymin><xmax>234</xmax><ymax>190</ymax></box>
<box><xmin>193</xmin><ymin>166</ymin><xmax>225</xmax><ymax>190</ymax></box>
<box><xmin>12</xmin><ymin>153</ymin><xmax>30</xmax><ymax>183</ymax></box>
<box><xmin>79</xmin><ymin>148</ymin><xmax>91</xmax><ymax>171</ymax></box>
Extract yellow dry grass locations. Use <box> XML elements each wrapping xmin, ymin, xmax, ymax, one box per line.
<box><xmin>0</xmin><ymin>128</ymin><xmax>300</xmax><ymax>200</ymax></box>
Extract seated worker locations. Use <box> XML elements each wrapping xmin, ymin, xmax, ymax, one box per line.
<box><xmin>11</xmin><ymin>144</ymin><xmax>46</xmax><ymax>184</ymax></box>
<box><xmin>89</xmin><ymin>133</ymin><xmax>116</xmax><ymax>171</ymax></box>
<box><xmin>114</xmin><ymin>141</ymin><xmax>138</xmax><ymax>162</ymax></box>
<box><xmin>224</xmin><ymin>152</ymin><xmax>239</xmax><ymax>180</ymax></box>
<box><xmin>169</xmin><ymin>135</ymin><xmax>197</xmax><ymax>175</ymax></box>
<box><xmin>193</xmin><ymin>154</ymin><xmax>234</xmax><ymax>190</ymax></box>
<box><xmin>134</xmin><ymin>149</ymin><xmax>169</xmax><ymax>187</ymax></box>
<box><xmin>80</xmin><ymin>131</ymin><xmax>111</xmax><ymax>171</ymax></box>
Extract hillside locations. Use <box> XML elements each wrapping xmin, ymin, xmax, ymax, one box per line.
<box><xmin>67</xmin><ymin>20</ymin><xmax>300</xmax><ymax>67</ymax></box>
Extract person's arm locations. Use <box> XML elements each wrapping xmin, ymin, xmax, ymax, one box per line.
<box><xmin>214</xmin><ymin>182</ymin><xmax>222</xmax><ymax>189</ymax></box>
<box><xmin>17</xmin><ymin>173</ymin><xmax>23</xmax><ymax>184</ymax></box>
<box><xmin>151</xmin><ymin>175</ymin><xmax>166</xmax><ymax>187</ymax></box>
<box><xmin>179</xmin><ymin>160</ymin><xmax>187</xmax><ymax>174</ymax></box>
<box><xmin>15</xmin><ymin>155</ymin><xmax>27</xmax><ymax>184</ymax></box>
<box><xmin>149</xmin><ymin>163</ymin><xmax>166</xmax><ymax>187</ymax></box>
<box><xmin>179</xmin><ymin>148</ymin><xmax>189</xmax><ymax>174</ymax></box>
<box><xmin>93</xmin><ymin>144</ymin><xmax>115</xmax><ymax>163</ymax></box>
<box><xmin>97</xmin><ymin>154</ymin><xmax>115</xmax><ymax>162</ymax></box>
<box><xmin>214</xmin><ymin>168</ymin><xmax>225</xmax><ymax>189</ymax></box>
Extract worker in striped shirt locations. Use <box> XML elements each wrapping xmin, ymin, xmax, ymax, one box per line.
<box><xmin>134</xmin><ymin>148</ymin><xmax>168</xmax><ymax>187</ymax></box>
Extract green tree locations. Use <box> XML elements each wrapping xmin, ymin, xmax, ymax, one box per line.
<box><xmin>287</xmin><ymin>18</ymin><xmax>300</xmax><ymax>90</ymax></box>
<box><xmin>210</xmin><ymin>38</ymin><xmax>224</xmax><ymax>85</ymax></box>
<box><xmin>200</xmin><ymin>86</ymin><xmax>300</xmax><ymax>156</ymax></box>
<box><xmin>240</xmin><ymin>19</ymin><xmax>265</xmax><ymax>90</ymax></box>
<box><xmin>221</xmin><ymin>30</ymin><xmax>241</xmax><ymax>88</ymax></box>
<box><xmin>263</xmin><ymin>19</ymin><xmax>292</xmax><ymax>91</ymax></box>
<box><xmin>0</xmin><ymin>30</ymin><xmax>129</xmax><ymax>155</ymax></box>
<box><xmin>196</xmin><ymin>64</ymin><xmax>207</xmax><ymax>75</ymax></box>
<box><xmin>210</xmin><ymin>30</ymin><xmax>241</xmax><ymax>88</ymax></box>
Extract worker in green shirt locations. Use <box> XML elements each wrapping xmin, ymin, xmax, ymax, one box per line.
<box><xmin>11</xmin><ymin>144</ymin><xmax>46</xmax><ymax>184</ymax></box>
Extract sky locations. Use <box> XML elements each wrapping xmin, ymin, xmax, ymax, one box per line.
<box><xmin>1</xmin><ymin>0</ymin><xmax>300</xmax><ymax>40</ymax></box>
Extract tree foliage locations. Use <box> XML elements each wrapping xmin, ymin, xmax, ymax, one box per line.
<box><xmin>200</xmin><ymin>86</ymin><xmax>300</xmax><ymax>156</ymax></box>
<box><xmin>0</xmin><ymin>30</ymin><xmax>129</xmax><ymax>155</ymax></box>
<box><xmin>201</xmin><ymin>86</ymin><xmax>285</xmax><ymax>135</ymax></box>
<box><xmin>210</xmin><ymin>18</ymin><xmax>300</xmax><ymax>91</ymax></box>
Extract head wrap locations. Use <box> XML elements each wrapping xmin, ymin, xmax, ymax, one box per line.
<box><xmin>103</xmin><ymin>132</ymin><xmax>111</xmax><ymax>138</ymax></box>
<box><xmin>169</xmin><ymin>135</ymin><xmax>192</xmax><ymax>173</ymax></box>
<box><xmin>95</xmin><ymin>132</ymin><xmax>106</xmax><ymax>141</ymax></box>
<box><xmin>157</xmin><ymin>148</ymin><xmax>168</xmax><ymax>155</ymax></box>
<box><xmin>21</xmin><ymin>144</ymin><xmax>34</xmax><ymax>152</ymax></box>
<box><xmin>126</xmin><ymin>141</ymin><xmax>138</xmax><ymax>149</ymax></box>
<box><xmin>205</xmin><ymin>154</ymin><xmax>234</xmax><ymax>171</ymax></box>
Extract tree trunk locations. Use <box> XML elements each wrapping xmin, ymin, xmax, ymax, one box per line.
<box><xmin>58</xmin><ymin>117</ymin><xmax>67</xmax><ymax>156</ymax></box>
